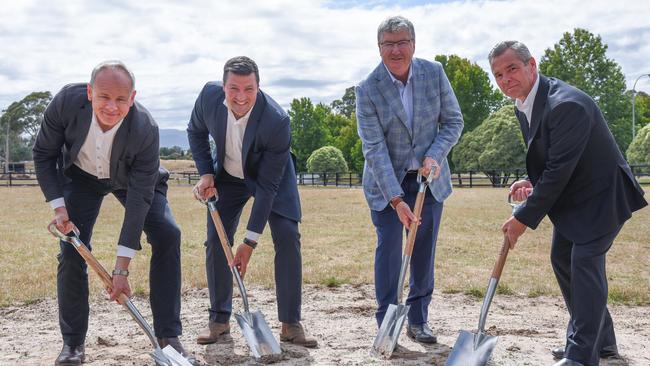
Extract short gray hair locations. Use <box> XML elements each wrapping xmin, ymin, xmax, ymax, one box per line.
<box><xmin>377</xmin><ymin>16</ymin><xmax>415</xmax><ymax>44</ymax></box>
<box><xmin>90</xmin><ymin>60</ymin><xmax>135</xmax><ymax>90</ymax></box>
<box><xmin>488</xmin><ymin>41</ymin><xmax>532</xmax><ymax>65</ymax></box>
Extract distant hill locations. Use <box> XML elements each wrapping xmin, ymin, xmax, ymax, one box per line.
<box><xmin>159</xmin><ymin>129</ymin><xmax>189</xmax><ymax>149</ymax></box>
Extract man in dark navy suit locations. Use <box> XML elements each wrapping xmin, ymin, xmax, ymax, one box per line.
<box><xmin>187</xmin><ymin>56</ymin><xmax>317</xmax><ymax>347</ymax></box>
<box><xmin>33</xmin><ymin>61</ymin><xmax>195</xmax><ymax>365</ymax></box>
<box><xmin>489</xmin><ymin>41</ymin><xmax>646</xmax><ymax>366</ymax></box>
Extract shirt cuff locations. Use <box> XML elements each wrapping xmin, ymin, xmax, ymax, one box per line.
<box><xmin>49</xmin><ymin>197</ymin><xmax>65</xmax><ymax>209</ymax></box>
<box><xmin>117</xmin><ymin>245</ymin><xmax>137</xmax><ymax>259</ymax></box>
<box><xmin>245</xmin><ymin>230</ymin><xmax>261</xmax><ymax>242</ymax></box>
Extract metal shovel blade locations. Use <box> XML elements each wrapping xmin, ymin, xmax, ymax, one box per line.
<box><xmin>371</xmin><ymin>303</ymin><xmax>410</xmax><ymax>359</ymax></box>
<box><xmin>160</xmin><ymin>345</ymin><xmax>194</xmax><ymax>366</ymax></box>
<box><xmin>445</xmin><ymin>330</ymin><xmax>498</xmax><ymax>366</ymax></box>
<box><xmin>235</xmin><ymin>310</ymin><xmax>282</xmax><ymax>361</ymax></box>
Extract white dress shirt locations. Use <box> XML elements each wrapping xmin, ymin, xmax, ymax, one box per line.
<box><xmin>515</xmin><ymin>74</ymin><xmax>541</xmax><ymax>126</ymax></box>
<box><xmin>384</xmin><ymin>63</ymin><xmax>420</xmax><ymax>170</ymax></box>
<box><xmin>48</xmin><ymin>114</ymin><xmax>135</xmax><ymax>258</ymax></box>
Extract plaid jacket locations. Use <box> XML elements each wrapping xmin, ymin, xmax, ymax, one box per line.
<box><xmin>356</xmin><ymin>58</ymin><xmax>464</xmax><ymax>211</ymax></box>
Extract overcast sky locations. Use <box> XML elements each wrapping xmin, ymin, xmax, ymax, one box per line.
<box><xmin>1</xmin><ymin>0</ymin><xmax>649</xmax><ymax>130</ymax></box>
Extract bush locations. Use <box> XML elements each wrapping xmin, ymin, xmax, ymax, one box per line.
<box><xmin>306</xmin><ymin>146</ymin><xmax>348</xmax><ymax>173</ymax></box>
<box><xmin>627</xmin><ymin>124</ymin><xmax>650</xmax><ymax>173</ymax></box>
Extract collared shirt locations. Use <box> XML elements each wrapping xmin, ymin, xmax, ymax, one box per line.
<box><xmin>515</xmin><ymin>74</ymin><xmax>541</xmax><ymax>126</ymax></box>
<box><xmin>384</xmin><ymin>63</ymin><xmax>419</xmax><ymax>170</ymax></box>
<box><xmin>222</xmin><ymin>99</ymin><xmax>251</xmax><ymax>180</ymax></box>
<box><xmin>48</xmin><ymin>113</ymin><xmax>135</xmax><ymax>258</ymax></box>
<box><xmin>221</xmin><ymin>100</ymin><xmax>260</xmax><ymax>242</ymax></box>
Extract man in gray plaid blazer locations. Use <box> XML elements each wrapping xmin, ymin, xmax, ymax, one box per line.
<box><xmin>356</xmin><ymin>15</ymin><xmax>463</xmax><ymax>344</ymax></box>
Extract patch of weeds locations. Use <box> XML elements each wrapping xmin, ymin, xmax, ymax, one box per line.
<box><xmin>322</xmin><ymin>276</ymin><xmax>347</xmax><ymax>288</ymax></box>
<box><xmin>497</xmin><ymin>283</ymin><xmax>515</xmax><ymax>295</ymax></box>
<box><xmin>442</xmin><ymin>287</ymin><xmax>462</xmax><ymax>294</ymax></box>
<box><xmin>527</xmin><ymin>287</ymin><xmax>548</xmax><ymax>298</ymax></box>
<box><xmin>465</xmin><ymin>287</ymin><xmax>485</xmax><ymax>299</ymax></box>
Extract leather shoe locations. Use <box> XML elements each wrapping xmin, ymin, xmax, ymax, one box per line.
<box><xmin>55</xmin><ymin>344</ymin><xmax>85</xmax><ymax>366</ymax></box>
<box><xmin>406</xmin><ymin>323</ymin><xmax>437</xmax><ymax>344</ymax></box>
<box><xmin>551</xmin><ymin>345</ymin><xmax>621</xmax><ymax>360</ymax></box>
<box><xmin>280</xmin><ymin>322</ymin><xmax>318</xmax><ymax>348</ymax></box>
<box><xmin>552</xmin><ymin>358</ymin><xmax>585</xmax><ymax>366</ymax></box>
<box><xmin>196</xmin><ymin>321</ymin><xmax>230</xmax><ymax>344</ymax></box>
<box><xmin>158</xmin><ymin>337</ymin><xmax>198</xmax><ymax>366</ymax></box>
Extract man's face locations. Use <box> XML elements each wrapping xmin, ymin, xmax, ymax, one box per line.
<box><xmin>86</xmin><ymin>69</ymin><xmax>135</xmax><ymax>131</ymax></box>
<box><xmin>223</xmin><ymin>72</ymin><xmax>258</xmax><ymax>119</ymax></box>
<box><xmin>490</xmin><ymin>49</ymin><xmax>538</xmax><ymax>101</ymax></box>
<box><xmin>379</xmin><ymin>29</ymin><xmax>415</xmax><ymax>81</ymax></box>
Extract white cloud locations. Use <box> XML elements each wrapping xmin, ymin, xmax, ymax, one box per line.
<box><xmin>1</xmin><ymin>0</ymin><xmax>649</xmax><ymax>129</ymax></box>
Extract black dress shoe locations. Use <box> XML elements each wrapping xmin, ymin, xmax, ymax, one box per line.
<box><xmin>55</xmin><ymin>344</ymin><xmax>85</xmax><ymax>366</ymax></box>
<box><xmin>158</xmin><ymin>337</ymin><xmax>199</xmax><ymax>366</ymax></box>
<box><xmin>406</xmin><ymin>323</ymin><xmax>437</xmax><ymax>344</ymax></box>
<box><xmin>552</xmin><ymin>358</ymin><xmax>585</xmax><ymax>366</ymax></box>
<box><xmin>551</xmin><ymin>345</ymin><xmax>621</xmax><ymax>360</ymax></box>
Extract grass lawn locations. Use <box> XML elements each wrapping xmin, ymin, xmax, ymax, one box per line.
<box><xmin>1</xmin><ymin>185</ymin><xmax>648</xmax><ymax>306</ymax></box>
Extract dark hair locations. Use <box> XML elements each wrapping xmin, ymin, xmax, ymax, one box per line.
<box><xmin>377</xmin><ymin>16</ymin><xmax>415</xmax><ymax>44</ymax></box>
<box><xmin>90</xmin><ymin>60</ymin><xmax>135</xmax><ymax>90</ymax></box>
<box><xmin>223</xmin><ymin>56</ymin><xmax>260</xmax><ymax>85</ymax></box>
<box><xmin>488</xmin><ymin>41</ymin><xmax>532</xmax><ymax>65</ymax></box>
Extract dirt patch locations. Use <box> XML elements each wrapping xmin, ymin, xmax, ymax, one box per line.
<box><xmin>1</xmin><ymin>285</ymin><xmax>649</xmax><ymax>365</ymax></box>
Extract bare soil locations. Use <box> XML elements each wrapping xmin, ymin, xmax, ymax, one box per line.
<box><xmin>1</xmin><ymin>285</ymin><xmax>648</xmax><ymax>365</ymax></box>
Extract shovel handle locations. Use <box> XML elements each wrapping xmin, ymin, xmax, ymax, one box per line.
<box><xmin>491</xmin><ymin>235</ymin><xmax>510</xmax><ymax>280</ymax></box>
<box><xmin>206</xmin><ymin>202</ymin><xmax>236</xmax><ymax>265</ymax></box>
<box><xmin>48</xmin><ymin>224</ymin><xmax>129</xmax><ymax>305</ymax></box>
<box><xmin>403</xmin><ymin>181</ymin><xmax>427</xmax><ymax>257</ymax></box>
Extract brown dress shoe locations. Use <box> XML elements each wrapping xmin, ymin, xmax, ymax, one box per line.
<box><xmin>158</xmin><ymin>337</ymin><xmax>198</xmax><ymax>366</ymax></box>
<box><xmin>55</xmin><ymin>344</ymin><xmax>85</xmax><ymax>366</ymax></box>
<box><xmin>196</xmin><ymin>321</ymin><xmax>230</xmax><ymax>344</ymax></box>
<box><xmin>280</xmin><ymin>322</ymin><xmax>318</xmax><ymax>348</ymax></box>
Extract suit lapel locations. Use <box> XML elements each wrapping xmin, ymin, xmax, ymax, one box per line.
<box><xmin>242</xmin><ymin>91</ymin><xmax>265</xmax><ymax>168</ymax></box>
<box><xmin>514</xmin><ymin>107</ymin><xmax>530</xmax><ymax>144</ymax></box>
<box><xmin>375</xmin><ymin>64</ymin><xmax>410</xmax><ymax>136</ymax></box>
<box><xmin>528</xmin><ymin>76</ymin><xmax>549</xmax><ymax>146</ymax></box>
<box><xmin>69</xmin><ymin>102</ymin><xmax>93</xmax><ymax>162</ymax></box>
<box><xmin>411</xmin><ymin>60</ymin><xmax>424</xmax><ymax>138</ymax></box>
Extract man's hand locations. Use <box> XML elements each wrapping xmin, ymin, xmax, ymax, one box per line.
<box><xmin>421</xmin><ymin>157</ymin><xmax>441</xmax><ymax>180</ymax></box>
<box><xmin>509</xmin><ymin>179</ymin><xmax>533</xmax><ymax>202</ymax></box>
<box><xmin>501</xmin><ymin>215</ymin><xmax>527</xmax><ymax>249</ymax></box>
<box><xmin>109</xmin><ymin>256</ymin><xmax>132</xmax><ymax>303</ymax></box>
<box><xmin>233</xmin><ymin>243</ymin><xmax>254</xmax><ymax>279</ymax></box>
<box><xmin>51</xmin><ymin>206</ymin><xmax>76</xmax><ymax>235</ymax></box>
<box><xmin>395</xmin><ymin>202</ymin><xmax>419</xmax><ymax>228</ymax></box>
<box><xmin>193</xmin><ymin>174</ymin><xmax>217</xmax><ymax>201</ymax></box>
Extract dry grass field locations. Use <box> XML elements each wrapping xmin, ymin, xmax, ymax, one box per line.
<box><xmin>1</xmin><ymin>185</ymin><xmax>648</xmax><ymax>307</ymax></box>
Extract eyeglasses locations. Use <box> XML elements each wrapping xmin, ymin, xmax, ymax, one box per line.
<box><xmin>379</xmin><ymin>39</ymin><xmax>412</xmax><ymax>50</ymax></box>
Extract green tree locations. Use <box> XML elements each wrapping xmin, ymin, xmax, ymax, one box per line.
<box><xmin>627</xmin><ymin>123</ymin><xmax>650</xmax><ymax>173</ymax></box>
<box><xmin>306</xmin><ymin>146</ymin><xmax>348</xmax><ymax>173</ymax></box>
<box><xmin>452</xmin><ymin>105</ymin><xmax>526</xmax><ymax>186</ymax></box>
<box><xmin>288</xmin><ymin>97</ymin><xmax>328</xmax><ymax>171</ymax></box>
<box><xmin>330</xmin><ymin>86</ymin><xmax>356</xmax><ymax>118</ymax></box>
<box><xmin>1</xmin><ymin>91</ymin><xmax>52</xmax><ymax>165</ymax></box>
<box><xmin>633</xmin><ymin>91</ymin><xmax>650</xmax><ymax>134</ymax></box>
<box><xmin>435</xmin><ymin>55</ymin><xmax>505</xmax><ymax>133</ymax></box>
<box><xmin>539</xmin><ymin>28</ymin><xmax>630</xmax><ymax>152</ymax></box>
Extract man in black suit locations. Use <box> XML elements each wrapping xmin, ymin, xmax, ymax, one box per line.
<box><xmin>489</xmin><ymin>41</ymin><xmax>647</xmax><ymax>366</ymax></box>
<box><xmin>187</xmin><ymin>56</ymin><xmax>317</xmax><ymax>347</ymax></box>
<box><xmin>33</xmin><ymin>61</ymin><xmax>196</xmax><ymax>365</ymax></box>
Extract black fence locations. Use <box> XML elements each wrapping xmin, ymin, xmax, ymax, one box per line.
<box><xmin>3</xmin><ymin>164</ymin><xmax>650</xmax><ymax>188</ymax></box>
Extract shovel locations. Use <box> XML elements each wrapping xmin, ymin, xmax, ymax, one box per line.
<box><xmin>47</xmin><ymin>224</ymin><xmax>193</xmax><ymax>366</ymax></box>
<box><xmin>371</xmin><ymin>170</ymin><xmax>434</xmax><ymax>358</ymax></box>
<box><xmin>197</xmin><ymin>193</ymin><xmax>282</xmax><ymax>361</ymax></box>
<box><xmin>445</xmin><ymin>195</ymin><xmax>523</xmax><ymax>366</ymax></box>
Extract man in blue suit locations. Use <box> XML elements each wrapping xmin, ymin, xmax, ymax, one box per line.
<box><xmin>490</xmin><ymin>41</ymin><xmax>647</xmax><ymax>366</ymax></box>
<box><xmin>188</xmin><ymin>56</ymin><xmax>317</xmax><ymax>347</ymax></box>
<box><xmin>356</xmin><ymin>16</ymin><xmax>464</xmax><ymax>344</ymax></box>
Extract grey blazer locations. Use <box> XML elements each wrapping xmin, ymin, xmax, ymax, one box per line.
<box><xmin>356</xmin><ymin>58</ymin><xmax>464</xmax><ymax>210</ymax></box>
<box><xmin>33</xmin><ymin>83</ymin><xmax>167</xmax><ymax>250</ymax></box>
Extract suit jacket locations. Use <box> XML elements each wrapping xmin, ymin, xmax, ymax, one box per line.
<box><xmin>33</xmin><ymin>83</ymin><xmax>168</xmax><ymax>250</ymax></box>
<box><xmin>514</xmin><ymin>75</ymin><xmax>647</xmax><ymax>243</ymax></box>
<box><xmin>356</xmin><ymin>58</ymin><xmax>464</xmax><ymax>210</ymax></box>
<box><xmin>186</xmin><ymin>82</ymin><xmax>301</xmax><ymax>234</ymax></box>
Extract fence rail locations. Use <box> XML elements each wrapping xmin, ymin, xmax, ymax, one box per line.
<box><xmin>3</xmin><ymin>164</ymin><xmax>650</xmax><ymax>188</ymax></box>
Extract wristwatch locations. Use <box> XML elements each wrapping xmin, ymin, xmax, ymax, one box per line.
<box><xmin>243</xmin><ymin>237</ymin><xmax>258</xmax><ymax>249</ymax></box>
<box><xmin>112</xmin><ymin>269</ymin><xmax>129</xmax><ymax>277</ymax></box>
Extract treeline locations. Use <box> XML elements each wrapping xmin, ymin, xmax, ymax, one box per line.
<box><xmin>2</xmin><ymin>28</ymin><xmax>650</xmax><ymax>174</ymax></box>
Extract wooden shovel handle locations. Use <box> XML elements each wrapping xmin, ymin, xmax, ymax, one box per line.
<box><xmin>208</xmin><ymin>209</ymin><xmax>236</xmax><ymax>266</ymax></box>
<box><xmin>491</xmin><ymin>235</ymin><xmax>511</xmax><ymax>280</ymax></box>
<box><xmin>403</xmin><ymin>189</ymin><xmax>427</xmax><ymax>257</ymax></box>
<box><xmin>72</xmin><ymin>241</ymin><xmax>130</xmax><ymax>305</ymax></box>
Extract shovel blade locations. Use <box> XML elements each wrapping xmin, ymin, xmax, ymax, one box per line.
<box><xmin>445</xmin><ymin>330</ymin><xmax>498</xmax><ymax>366</ymax></box>
<box><xmin>371</xmin><ymin>303</ymin><xmax>409</xmax><ymax>359</ymax></box>
<box><xmin>158</xmin><ymin>345</ymin><xmax>194</xmax><ymax>366</ymax></box>
<box><xmin>235</xmin><ymin>310</ymin><xmax>283</xmax><ymax>361</ymax></box>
